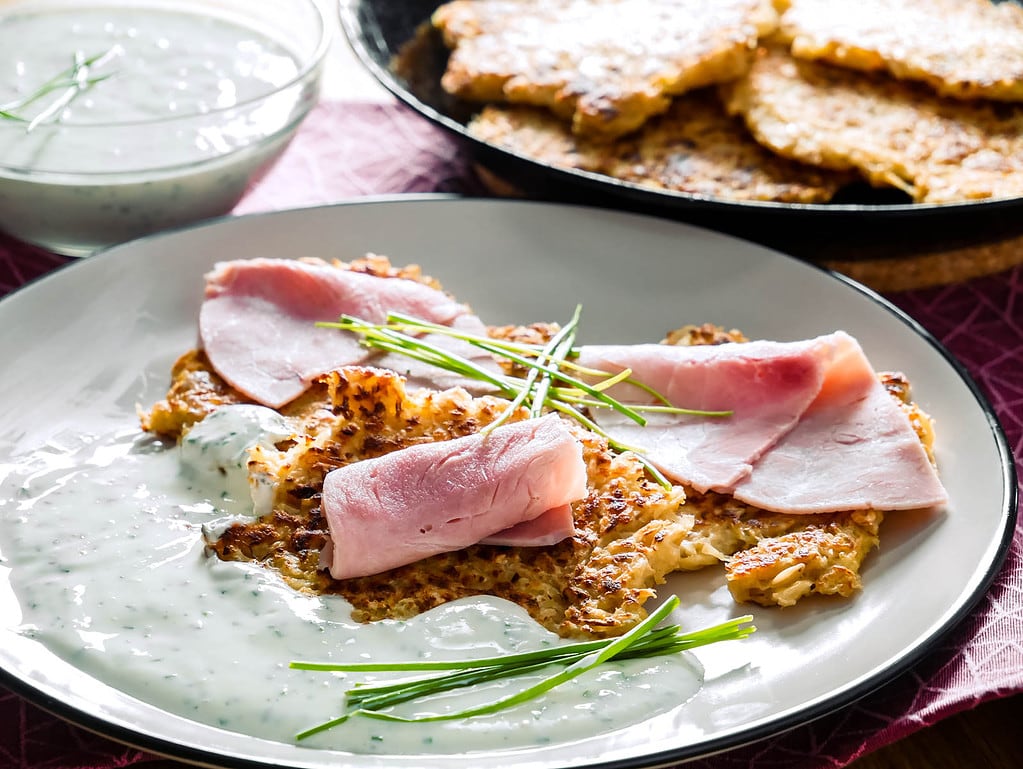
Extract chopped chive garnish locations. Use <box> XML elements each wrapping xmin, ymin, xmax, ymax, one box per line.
<box><xmin>1</xmin><ymin>48</ymin><xmax>119</xmax><ymax>132</ymax></box>
<box><xmin>291</xmin><ymin>596</ymin><xmax>754</xmax><ymax>739</ymax></box>
<box><xmin>317</xmin><ymin>308</ymin><xmax>732</xmax><ymax>489</ymax></box>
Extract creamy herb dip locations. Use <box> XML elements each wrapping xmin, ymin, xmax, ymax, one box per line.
<box><xmin>0</xmin><ymin>406</ymin><xmax>704</xmax><ymax>755</ymax></box>
<box><xmin>0</xmin><ymin>4</ymin><xmax>314</xmax><ymax>255</ymax></box>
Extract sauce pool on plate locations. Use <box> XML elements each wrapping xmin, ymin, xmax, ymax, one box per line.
<box><xmin>0</xmin><ymin>406</ymin><xmax>705</xmax><ymax>754</ymax></box>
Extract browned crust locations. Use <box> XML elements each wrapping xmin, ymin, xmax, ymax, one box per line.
<box><xmin>433</xmin><ymin>0</ymin><xmax>777</xmax><ymax>138</ymax></box>
<box><xmin>720</xmin><ymin>44</ymin><xmax>1023</xmax><ymax>203</ymax></box>
<box><xmin>467</xmin><ymin>94</ymin><xmax>854</xmax><ymax>203</ymax></box>
<box><xmin>778</xmin><ymin>0</ymin><xmax>1023</xmax><ymax>102</ymax></box>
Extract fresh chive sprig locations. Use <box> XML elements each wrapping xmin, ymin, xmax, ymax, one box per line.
<box><xmin>1</xmin><ymin>48</ymin><xmax>118</xmax><ymax>132</ymax></box>
<box><xmin>317</xmin><ymin>309</ymin><xmax>732</xmax><ymax>488</ymax></box>
<box><xmin>326</xmin><ymin>309</ymin><xmax>654</xmax><ymax>427</ymax></box>
<box><xmin>483</xmin><ymin>303</ymin><xmax>584</xmax><ymax>432</ymax></box>
<box><xmin>290</xmin><ymin>596</ymin><xmax>755</xmax><ymax>739</ymax></box>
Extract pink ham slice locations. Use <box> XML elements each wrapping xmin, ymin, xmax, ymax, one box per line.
<box><xmin>199</xmin><ymin>258</ymin><xmax>493</xmax><ymax>408</ymax></box>
<box><xmin>729</xmin><ymin>333</ymin><xmax>949</xmax><ymax>513</ymax></box>
<box><xmin>577</xmin><ymin>332</ymin><xmax>947</xmax><ymax>514</ymax></box>
<box><xmin>319</xmin><ymin>415</ymin><xmax>586</xmax><ymax>580</ymax></box>
<box><xmin>574</xmin><ymin>337</ymin><xmax>835</xmax><ymax>493</ymax></box>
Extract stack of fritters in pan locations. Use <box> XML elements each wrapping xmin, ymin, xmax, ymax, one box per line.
<box><xmin>429</xmin><ymin>0</ymin><xmax>1023</xmax><ymax>203</ymax></box>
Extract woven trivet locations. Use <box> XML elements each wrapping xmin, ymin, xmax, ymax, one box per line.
<box><xmin>475</xmin><ymin>165</ymin><xmax>1023</xmax><ymax>294</ymax></box>
<box><xmin>823</xmin><ymin>233</ymin><xmax>1023</xmax><ymax>293</ymax></box>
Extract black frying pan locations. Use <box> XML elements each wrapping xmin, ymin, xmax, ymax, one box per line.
<box><xmin>338</xmin><ymin>0</ymin><xmax>1023</xmax><ymax>262</ymax></box>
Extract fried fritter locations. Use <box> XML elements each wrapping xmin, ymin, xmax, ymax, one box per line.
<box><xmin>211</xmin><ymin>367</ymin><xmax>693</xmax><ymax>639</ymax></box>
<box><xmin>467</xmin><ymin>91</ymin><xmax>852</xmax><ymax>203</ymax></box>
<box><xmin>678</xmin><ymin>491</ymin><xmax>883</xmax><ymax>606</ymax></box>
<box><xmin>778</xmin><ymin>0</ymin><xmax>1023</xmax><ymax>102</ymax></box>
<box><xmin>661</xmin><ymin>342</ymin><xmax>930</xmax><ymax>608</ymax></box>
<box><xmin>720</xmin><ymin>45</ymin><xmax>1023</xmax><ymax>203</ymax></box>
<box><xmin>140</xmin><ymin>256</ymin><xmax>939</xmax><ymax>634</ymax></box>
<box><xmin>467</xmin><ymin>105</ymin><xmax>607</xmax><ymax>174</ymax></box>
<box><xmin>726</xmin><ymin>509</ymin><xmax>883</xmax><ymax>606</ymax></box>
<box><xmin>433</xmin><ymin>0</ymin><xmax>778</xmax><ymax>138</ymax></box>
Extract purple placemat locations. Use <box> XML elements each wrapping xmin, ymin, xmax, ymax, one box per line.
<box><xmin>1</xmin><ymin>100</ymin><xmax>1020</xmax><ymax>769</ymax></box>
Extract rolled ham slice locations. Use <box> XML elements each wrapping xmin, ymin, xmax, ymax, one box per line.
<box><xmin>729</xmin><ymin>333</ymin><xmax>949</xmax><ymax>513</ymax></box>
<box><xmin>199</xmin><ymin>258</ymin><xmax>494</xmax><ymax>408</ymax></box>
<box><xmin>575</xmin><ymin>337</ymin><xmax>834</xmax><ymax>493</ymax></box>
<box><xmin>479</xmin><ymin>504</ymin><xmax>576</xmax><ymax>547</ymax></box>
<box><xmin>320</xmin><ymin>415</ymin><xmax>586</xmax><ymax>580</ymax></box>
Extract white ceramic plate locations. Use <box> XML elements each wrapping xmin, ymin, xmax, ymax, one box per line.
<box><xmin>0</xmin><ymin>197</ymin><xmax>1015</xmax><ymax>769</ymax></box>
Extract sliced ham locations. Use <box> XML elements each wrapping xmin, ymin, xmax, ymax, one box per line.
<box><xmin>199</xmin><ymin>258</ymin><xmax>495</xmax><ymax>408</ymax></box>
<box><xmin>729</xmin><ymin>333</ymin><xmax>949</xmax><ymax>513</ymax></box>
<box><xmin>574</xmin><ymin>337</ymin><xmax>834</xmax><ymax>493</ymax></box>
<box><xmin>576</xmin><ymin>332</ymin><xmax>947</xmax><ymax>514</ymax></box>
<box><xmin>319</xmin><ymin>415</ymin><xmax>585</xmax><ymax>580</ymax></box>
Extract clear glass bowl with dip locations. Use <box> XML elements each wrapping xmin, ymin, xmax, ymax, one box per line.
<box><xmin>0</xmin><ymin>0</ymin><xmax>330</xmax><ymax>257</ymax></box>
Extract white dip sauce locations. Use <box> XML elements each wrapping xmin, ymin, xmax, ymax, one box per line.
<box><xmin>0</xmin><ymin>405</ymin><xmax>704</xmax><ymax>755</ymax></box>
<box><xmin>0</xmin><ymin>5</ymin><xmax>311</xmax><ymax>255</ymax></box>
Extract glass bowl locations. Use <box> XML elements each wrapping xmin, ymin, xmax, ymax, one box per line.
<box><xmin>0</xmin><ymin>0</ymin><xmax>331</xmax><ymax>257</ymax></box>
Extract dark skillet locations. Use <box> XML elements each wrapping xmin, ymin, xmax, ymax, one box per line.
<box><xmin>338</xmin><ymin>0</ymin><xmax>1023</xmax><ymax>262</ymax></box>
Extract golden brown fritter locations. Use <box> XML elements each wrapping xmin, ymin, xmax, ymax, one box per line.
<box><xmin>140</xmin><ymin>255</ymin><xmax>940</xmax><ymax>634</ymax></box>
<box><xmin>171</xmin><ymin>353</ymin><xmax>932</xmax><ymax>620</ymax></box>
<box><xmin>726</xmin><ymin>510</ymin><xmax>883</xmax><ymax>606</ymax></box>
<box><xmin>659</xmin><ymin>345</ymin><xmax>929</xmax><ymax>608</ymax></box>
<box><xmin>778</xmin><ymin>0</ymin><xmax>1023</xmax><ymax>102</ymax></box>
<box><xmin>210</xmin><ymin>367</ymin><xmax>693</xmax><ymax>639</ymax></box>
<box><xmin>433</xmin><ymin>0</ymin><xmax>778</xmax><ymax>138</ymax></box>
<box><xmin>677</xmin><ymin>491</ymin><xmax>883</xmax><ymax>606</ymax></box>
<box><xmin>467</xmin><ymin>105</ymin><xmax>607</xmax><ymax>173</ymax></box>
<box><xmin>467</xmin><ymin>92</ymin><xmax>853</xmax><ymax>202</ymax></box>
<box><xmin>720</xmin><ymin>44</ymin><xmax>1023</xmax><ymax>203</ymax></box>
